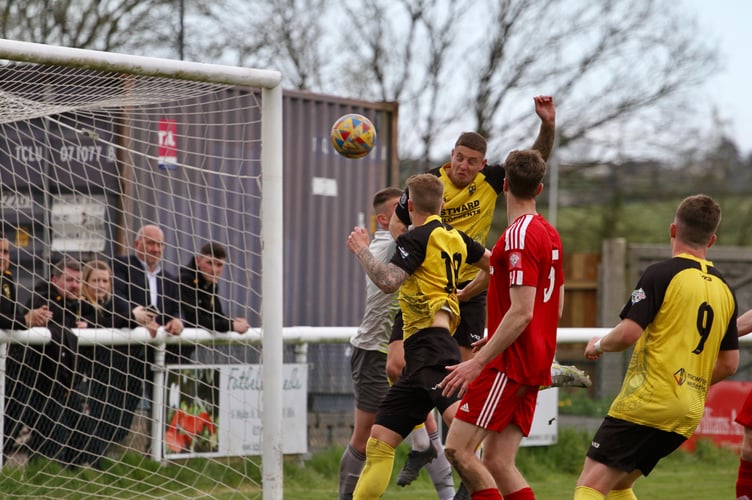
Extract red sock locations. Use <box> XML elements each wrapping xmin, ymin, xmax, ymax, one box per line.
<box><xmin>504</xmin><ymin>487</ymin><xmax>535</xmax><ymax>500</ymax></box>
<box><xmin>471</xmin><ymin>488</ymin><xmax>503</xmax><ymax>500</ymax></box>
<box><xmin>737</xmin><ymin>458</ymin><xmax>752</xmax><ymax>499</ymax></box>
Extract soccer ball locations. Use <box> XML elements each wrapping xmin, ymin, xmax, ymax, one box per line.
<box><xmin>330</xmin><ymin>114</ymin><xmax>376</xmax><ymax>159</ymax></box>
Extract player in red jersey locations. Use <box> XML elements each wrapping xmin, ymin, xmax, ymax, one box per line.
<box><xmin>439</xmin><ymin>149</ymin><xmax>564</xmax><ymax>500</ymax></box>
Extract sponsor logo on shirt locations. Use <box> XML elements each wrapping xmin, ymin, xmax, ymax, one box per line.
<box><xmin>674</xmin><ymin>367</ymin><xmax>687</xmax><ymax>386</ymax></box>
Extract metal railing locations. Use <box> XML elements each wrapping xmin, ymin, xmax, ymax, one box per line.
<box><xmin>2</xmin><ymin>326</ymin><xmax>748</xmax><ymax>467</ymax></box>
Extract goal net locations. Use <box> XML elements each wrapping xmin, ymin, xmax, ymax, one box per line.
<box><xmin>0</xmin><ymin>40</ymin><xmax>284</xmax><ymax>498</ymax></box>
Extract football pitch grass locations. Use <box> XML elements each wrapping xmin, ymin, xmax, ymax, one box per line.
<box><xmin>0</xmin><ymin>429</ymin><xmax>738</xmax><ymax>498</ymax></box>
<box><xmin>290</xmin><ymin>430</ymin><xmax>738</xmax><ymax>499</ymax></box>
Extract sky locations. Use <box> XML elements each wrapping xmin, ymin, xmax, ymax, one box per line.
<box><xmin>685</xmin><ymin>0</ymin><xmax>752</xmax><ymax>156</ymax></box>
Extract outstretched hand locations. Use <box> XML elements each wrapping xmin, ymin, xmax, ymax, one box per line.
<box><xmin>534</xmin><ymin>95</ymin><xmax>555</xmax><ymax>127</ymax></box>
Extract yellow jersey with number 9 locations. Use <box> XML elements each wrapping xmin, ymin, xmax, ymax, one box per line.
<box><xmin>608</xmin><ymin>253</ymin><xmax>738</xmax><ymax>437</ymax></box>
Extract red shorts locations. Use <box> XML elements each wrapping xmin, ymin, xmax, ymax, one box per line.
<box><xmin>453</xmin><ymin>368</ymin><xmax>539</xmax><ymax>436</ymax></box>
<box><xmin>737</xmin><ymin>389</ymin><xmax>752</xmax><ymax>427</ymax></box>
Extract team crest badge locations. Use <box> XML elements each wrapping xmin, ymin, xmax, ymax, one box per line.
<box><xmin>631</xmin><ymin>288</ymin><xmax>646</xmax><ymax>304</ymax></box>
<box><xmin>509</xmin><ymin>251</ymin><xmax>522</xmax><ymax>270</ymax></box>
<box><xmin>468</xmin><ymin>183</ymin><xmax>476</xmax><ymax>195</ymax></box>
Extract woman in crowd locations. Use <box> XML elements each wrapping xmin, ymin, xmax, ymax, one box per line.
<box><xmin>68</xmin><ymin>259</ymin><xmax>147</xmax><ymax>467</ymax></box>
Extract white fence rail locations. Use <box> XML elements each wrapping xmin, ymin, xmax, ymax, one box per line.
<box><xmin>5</xmin><ymin>326</ymin><xmax>751</xmax><ymax>346</ymax></box>
<box><xmin>2</xmin><ymin>326</ymin><xmax>749</xmax><ymax>467</ymax></box>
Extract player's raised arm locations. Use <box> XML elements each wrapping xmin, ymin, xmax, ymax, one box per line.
<box><xmin>531</xmin><ymin>95</ymin><xmax>556</xmax><ymax>161</ymax></box>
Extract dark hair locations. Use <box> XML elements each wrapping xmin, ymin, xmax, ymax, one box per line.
<box><xmin>504</xmin><ymin>149</ymin><xmax>546</xmax><ymax>198</ymax></box>
<box><xmin>372</xmin><ymin>187</ymin><xmax>403</xmax><ymax>212</ymax></box>
<box><xmin>51</xmin><ymin>257</ymin><xmax>81</xmax><ymax>278</ymax></box>
<box><xmin>199</xmin><ymin>241</ymin><xmax>227</xmax><ymax>260</ymax></box>
<box><xmin>675</xmin><ymin>194</ymin><xmax>721</xmax><ymax>247</ymax></box>
<box><xmin>454</xmin><ymin>132</ymin><xmax>487</xmax><ymax>156</ymax></box>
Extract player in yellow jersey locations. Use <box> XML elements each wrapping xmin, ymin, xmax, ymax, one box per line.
<box><xmin>573</xmin><ymin>194</ymin><xmax>739</xmax><ymax>500</ymax></box>
<box><xmin>346</xmin><ymin>174</ymin><xmax>490</xmax><ymax>500</ymax></box>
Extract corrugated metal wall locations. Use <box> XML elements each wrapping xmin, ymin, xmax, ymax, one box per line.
<box><xmin>118</xmin><ymin>88</ymin><xmax>399</xmax><ymax>328</ymax></box>
<box><xmin>115</xmin><ymin>89</ymin><xmax>265</xmax><ymax>327</ymax></box>
<box><xmin>0</xmin><ymin>111</ymin><xmax>121</xmax><ymax>302</ymax></box>
<box><xmin>282</xmin><ymin>91</ymin><xmax>399</xmax><ymax>326</ymax></box>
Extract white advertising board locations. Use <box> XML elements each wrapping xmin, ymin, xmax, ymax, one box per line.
<box><xmin>163</xmin><ymin>364</ymin><xmax>308</xmax><ymax>458</ymax></box>
<box><xmin>521</xmin><ymin>387</ymin><xmax>558</xmax><ymax>447</ymax></box>
<box><xmin>50</xmin><ymin>193</ymin><xmax>108</xmax><ymax>252</ymax></box>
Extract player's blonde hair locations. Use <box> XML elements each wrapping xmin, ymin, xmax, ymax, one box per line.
<box><xmin>81</xmin><ymin>259</ymin><xmax>113</xmax><ymax>309</ymax></box>
<box><xmin>407</xmin><ymin>174</ymin><xmax>443</xmax><ymax>215</ymax></box>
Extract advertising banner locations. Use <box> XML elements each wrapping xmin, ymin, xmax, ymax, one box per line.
<box><xmin>163</xmin><ymin>364</ymin><xmax>308</xmax><ymax>459</ymax></box>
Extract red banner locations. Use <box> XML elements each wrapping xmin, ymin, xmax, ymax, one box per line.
<box><xmin>682</xmin><ymin>380</ymin><xmax>752</xmax><ymax>451</ymax></box>
<box><xmin>158</xmin><ymin>118</ymin><xmax>177</xmax><ymax>170</ymax></box>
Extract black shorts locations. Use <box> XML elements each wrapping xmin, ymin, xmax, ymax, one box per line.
<box><xmin>375</xmin><ymin>327</ymin><xmax>461</xmax><ymax>438</ymax></box>
<box><xmin>453</xmin><ymin>289</ymin><xmax>487</xmax><ymax>348</ymax></box>
<box><xmin>387</xmin><ymin>286</ymin><xmax>487</xmax><ymax>349</ymax></box>
<box><xmin>586</xmin><ymin>416</ymin><xmax>686</xmax><ymax>476</ymax></box>
<box><xmin>350</xmin><ymin>347</ymin><xmax>389</xmax><ymax>413</ymax></box>
<box><xmin>388</xmin><ymin>311</ymin><xmax>404</xmax><ymax>344</ymax></box>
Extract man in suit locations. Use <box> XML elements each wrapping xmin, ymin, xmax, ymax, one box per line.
<box><xmin>111</xmin><ymin>224</ymin><xmax>185</xmax><ymax>424</ymax></box>
<box><xmin>112</xmin><ymin>224</ymin><xmax>184</xmax><ymax>339</ymax></box>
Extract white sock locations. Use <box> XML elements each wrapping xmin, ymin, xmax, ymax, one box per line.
<box><xmin>425</xmin><ymin>430</ymin><xmax>454</xmax><ymax>499</ymax></box>
<box><xmin>411</xmin><ymin>425</ymin><xmax>431</xmax><ymax>452</ymax></box>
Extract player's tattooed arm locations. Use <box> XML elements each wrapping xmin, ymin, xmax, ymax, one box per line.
<box><xmin>532</xmin><ymin>126</ymin><xmax>555</xmax><ymax>161</ymax></box>
<box><xmin>532</xmin><ymin>95</ymin><xmax>556</xmax><ymax>161</ymax></box>
<box><xmin>356</xmin><ymin>247</ymin><xmax>408</xmax><ymax>293</ymax></box>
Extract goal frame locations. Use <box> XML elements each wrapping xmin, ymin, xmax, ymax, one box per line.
<box><xmin>0</xmin><ymin>38</ymin><xmax>284</xmax><ymax>499</ymax></box>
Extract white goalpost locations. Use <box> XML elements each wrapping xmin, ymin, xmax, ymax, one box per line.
<box><xmin>0</xmin><ymin>39</ymin><xmax>283</xmax><ymax>499</ymax></box>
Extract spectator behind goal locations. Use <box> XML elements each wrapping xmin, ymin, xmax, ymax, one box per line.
<box><xmin>178</xmin><ymin>241</ymin><xmax>249</xmax><ymax>336</ymax></box>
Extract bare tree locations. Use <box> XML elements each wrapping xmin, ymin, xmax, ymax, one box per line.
<box><xmin>411</xmin><ymin>0</ymin><xmax>474</xmax><ymax>171</ymax></box>
<box><xmin>4</xmin><ymin>0</ymin><xmax>720</xmax><ymax>167</ymax></box>
<box><xmin>470</xmin><ymin>0</ymin><xmax>718</xmax><ymax>161</ymax></box>
<box><xmin>333</xmin><ymin>0</ymin><xmax>475</xmax><ymax>173</ymax></box>
<box><xmin>189</xmin><ymin>0</ymin><xmax>330</xmax><ymax>90</ymax></box>
<box><xmin>0</xmin><ymin>0</ymin><xmax>180</xmax><ymax>55</ymax></box>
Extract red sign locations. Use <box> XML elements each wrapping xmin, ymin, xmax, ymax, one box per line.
<box><xmin>682</xmin><ymin>380</ymin><xmax>752</xmax><ymax>451</ymax></box>
<box><xmin>158</xmin><ymin>118</ymin><xmax>177</xmax><ymax>170</ymax></box>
